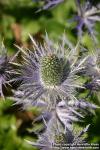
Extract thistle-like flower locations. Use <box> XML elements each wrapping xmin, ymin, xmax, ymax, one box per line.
<box><xmin>74</xmin><ymin>0</ymin><xmax>100</xmax><ymax>41</ymax></box>
<box><xmin>25</xmin><ymin>98</ymin><xmax>97</xmax><ymax>149</ymax></box>
<box><xmin>85</xmin><ymin>52</ymin><xmax>100</xmax><ymax>78</ymax></box>
<box><xmin>26</xmin><ymin>111</ymin><xmax>90</xmax><ymax>150</ymax></box>
<box><xmin>84</xmin><ymin>51</ymin><xmax>100</xmax><ymax>92</ymax></box>
<box><xmin>12</xmin><ymin>34</ymin><xmax>87</xmax><ymax>109</ymax></box>
<box><xmin>0</xmin><ymin>43</ymin><xmax>11</xmax><ymax>99</ymax></box>
<box><xmin>33</xmin><ymin>0</ymin><xmax>64</xmax><ymax>11</ymax></box>
<box><xmin>0</xmin><ymin>42</ymin><xmax>20</xmax><ymax>99</ymax></box>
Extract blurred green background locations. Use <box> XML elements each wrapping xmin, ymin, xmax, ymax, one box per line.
<box><xmin>0</xmin><ymin>0</ymin><xmax>100</xmax><ymax>149</ymax></box>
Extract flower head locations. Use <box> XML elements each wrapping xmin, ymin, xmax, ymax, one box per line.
<box><xmin>25</xmin><ymin>98</ymin><xmax>97</xmax><ymax>149</ymax></box>
<box><xmin>26</xmin><ymin>113</ymin><xmax>90</xmax><ymax>150</ymax></box>
<box><xmin>0</xmin><ymin>43</ymin><xmax>11</xmax><ymax>98</ymax></box>
<box><xmin>13</xmin><ymin>34</ymin><xmax>87</xmax><ymax>109</ymax></box>
<box><xmin>84</xmin><ymin>51</ymin><xmax>100</xmax><ymax>92</ymax></box>
<box><xmin>74</xmin><ymin>0</ymin><xmax>100</xmax><ymax>40</ymax></box>
<box><xmin>85</xmin><ymin>52</ymin><xmax>100</xmax><ymax>78</ymax></box>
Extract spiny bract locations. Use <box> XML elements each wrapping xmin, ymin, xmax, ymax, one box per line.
<box><xmin>33</xmin><ymin>0</ymin><xmax>64</xmax><ymax>11</ymax></box>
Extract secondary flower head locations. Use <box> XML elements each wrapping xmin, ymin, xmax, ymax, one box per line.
<box><xmin>13</xmin><ymin>34</ymin><xmax>87</xmax><ymax>108</ymax></box>
<box><xmin>74</xmin><ymin>0</ymin><xmax>100</xmax><ymax>40</ymax></box>
<box><xmin>85</xmin><ymin>52</ymin><xmax>100</xmax><ymax>78</ymax></box>
<box><xmin>26</xmin><ymin>112</ymin><xmax>90</xmax><ymax>150</ymax></box>
<box><xmin>85</xmin><ymin>51</ymin><xmax>100</xmax><ymax>92</ymax></box>
<box><xmin>0</xmin><ymin>43</ymin><xmax>10</xmax><ymax>98</ymax></box>
<box><xmin>25</xmin><ymin>98</ymin><xmax>97</xmax><ymax>149</ymax></box>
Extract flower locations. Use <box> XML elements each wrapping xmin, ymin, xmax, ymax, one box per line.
<box><xmin>25</xmin><ymin>98</ymin><xmax>97</xmax><ymax>149</ymax></box>
<box><xmin>74</xmin><ymin>0</ymin><xmax>100</xmax><ymax>41</ymax></box>
<box><xmin>25</xmin><ymin>112</ymin><xmax>90</xmax><ymax>150</ymax></box>
<box><xmin>33</xmin><ymin>0</ymin><xmax>64</xmax><ymax>11</ymax></box>
<box><xmin>84</xmin><ymin>51</ymin><xmax>100</xmax><ymax>92</ymax></box>
<box><xmin>0</xmin><ymin>43</ymin><xmax>11</xmax><ymax>99</ymax></box>
<box><xmin>0</xmin><ymin>42</ymin><xmax>20</xmax><ymax>99</ymax></box>
<box><xmin>12</xmin><ymin>34</ymin><xmax>87</xmax><ymax>109</ymax></box>
<box><xmin>85</xmin><ymin>52</ymin><xmax>100</xmax><ymax>78</ymax></box>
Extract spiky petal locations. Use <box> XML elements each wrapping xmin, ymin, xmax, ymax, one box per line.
<box><xmin>33</xmin><ymin>0</ymin><xmax>64</xmax><ymax>11</ymax></box>
<box><xmin>30</xmin><ymin>99</ymin><xmax>97</xmax><ymax>135</ymax></box>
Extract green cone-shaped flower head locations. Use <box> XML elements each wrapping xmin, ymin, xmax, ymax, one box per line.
<box><xmin>40</xmin><ymin>54</ymin><xmax>64</xmax><ymax>86</ymax></box>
